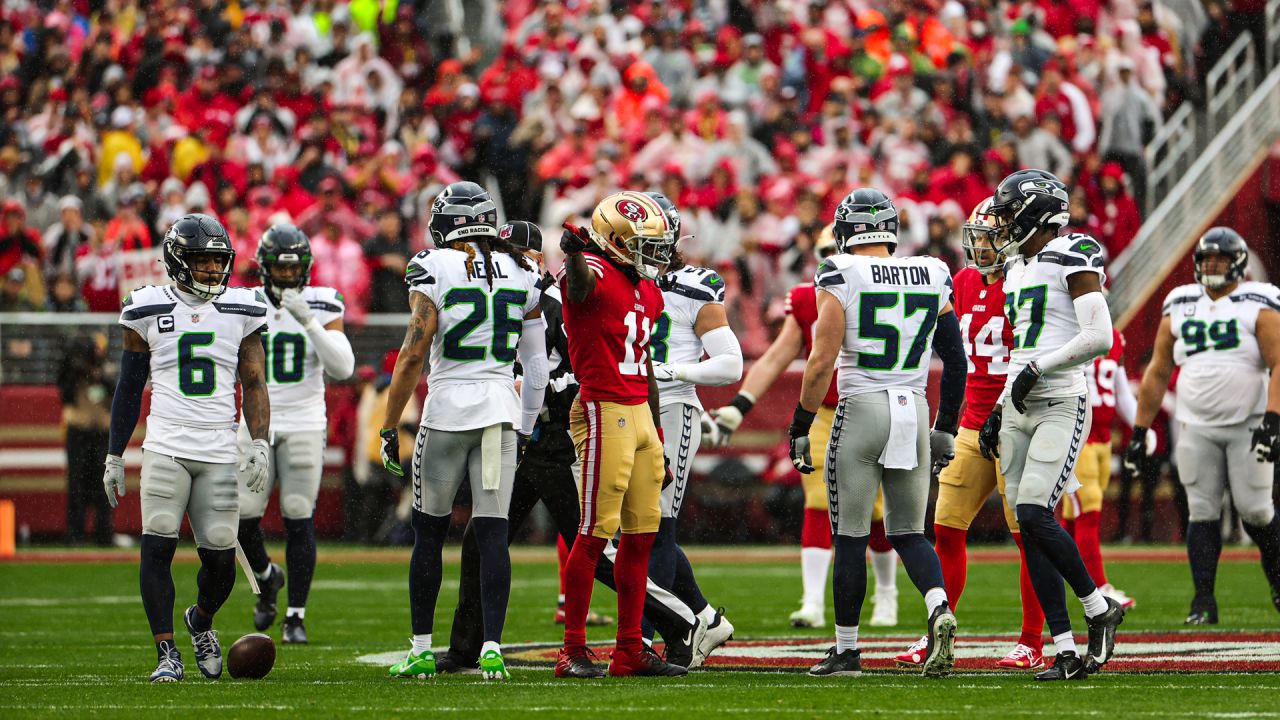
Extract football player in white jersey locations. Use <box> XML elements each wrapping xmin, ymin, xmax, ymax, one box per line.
<box><xmin>642</xmin><ymin>192</ymin><xmax>743</xmax><ymax>663</ymax></box>
<box><xmin>235</xmin><ymin>223</ymin><xmax>355</xmax><ymax>644</ymax></box>
<box><xmin>976</xmin><ymin>170</ymin><xmax>1125</xmax><ymax>681</ymax></box>
<box><xmin>1126</xmin><ymin>228</ymin><xmax>1280</xmax><ymax>624</ymax></box>
<box><xmin>102</xmin><ymin>214</ymin><xmax>272</xmax><ymax>682</ymax></box>
<box><xmin>791</xmin><ymin>189</ymin><xmax>966</xmax><ymax>679</ymax></box>
<box><xmin>378</xmin><ymin>182</ymin><xmax>548</xmax><ymax>681</ymax></box>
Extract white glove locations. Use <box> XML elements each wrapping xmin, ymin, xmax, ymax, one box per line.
<box><xmin>699</xmin><ymin>411</ymin><xmax>721</xmax><ymax>447</ymax></box>
<box><xmin>103</xmin><ymin>454</ymin><xmax>126</xmax><ymax>509</ymax></box>
<box><xmin>710</xmin><ymin>405</ymin><xmax>743</xmax><ymax>447</ymax></box>
<box><xmin>651</xmin><ymin>362</ymin><xmax>683</xmax><ymax>382</ymax></box>
<box><xmin>239</xmin><ymin>438</ymin><xmax>271</xmax><ymax>493</ymax></box>
<box><xmin>280</xmin><ymin>288</ymin><xmax>314</xmax><ymax>326</ymax></box>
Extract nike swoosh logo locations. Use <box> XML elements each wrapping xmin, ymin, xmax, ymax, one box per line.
<box><xmin>1048</xmin><ymin>401</ymin><xmax>1063</xmax><ymax>407</ymax></box>
<box><xmin>682</xmin><ymin>628</ymin><xmax>694</xmax><ymax>645</ymax></box>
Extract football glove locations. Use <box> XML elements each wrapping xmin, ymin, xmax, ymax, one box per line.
<box><xmin>280</xmin><ymin>288</ymin><xmax>314</xmax><ymax>326</ymax></box>
<box><xmin>699</xmin><ymin>411</ymin><xmax>721</xmax><ymax>447</ymax></box>
<box><xmin>1009</xmin><ymin>361</ymin><xmax>1042</xmax><ymax>414</ymax></box>
<box><xmin>710</xmin><ymin>392</ymin><xmax>755</xmax><ymax>448</ymax></box>
<box><xmin>103</xmin><ymin>454</ymin><xmax>126</xmax><ymax>509</ymax></box>
<box><xmin>663</xmin><ymin>455</ymin><xmax>675</xmax><ymax>489</ymax></box>
<box><xmin>1122</xmin><ymin>426</ymin><xmax>1156</xmax><ymax>477</ymax></box>
<box><xmin>651</xmin><ymin>362</ymin><xmax>682</xmax><ymax>382</ymax></box>
<box><xmin>560</xmin><ymin>222</ymin><xmax>590</xmax><ymax>254</ymax></box>
<box><xmin>978</xmin><ymin>407</ymin><xmax>1002</xmax><ymax>460</ymax></box>
<box><xmin>516</xmin><ymin>431</ymin><xmax>531</xmax><ymax>464</ymax></box>
<box><xmin>239</xmin><ymin>438</ymin><xmax>271</xmax><ymax>493</ymax></box>
<box><xmin>380</xmin><ymin>428</ymin><xmax>404</xmax><ymax>476</ymax></box>
<box><xmin>1252</xmin><ymin>412</ymin><xmax>1280</xmax><ymax>463</ymax></box>
<box><xmin>929</xmin><ymin>429</ymin><xmax>956</xmax><ymax>478</ymax></box>
<box><xmin>789</xmin><ymin>405</ymin><xmax>816</xmax><ymax>474</ymax></box>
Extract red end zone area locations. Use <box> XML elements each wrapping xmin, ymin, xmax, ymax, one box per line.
<box><xmin>506</xmin><ymin>633</ymin><xmax>1280</xmax><ymax>673</ymax></box>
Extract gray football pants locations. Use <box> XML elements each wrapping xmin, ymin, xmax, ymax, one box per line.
<box><xmin>1176</xmin><ymin>417</ymin><xmax>1276</xmax><ymax>526</ymax></box>
<box><xmin>141</xmin><ymin>450</ymin><xmax>238</xmax><ymax>550</ymax></box>
<box><xmin>237</xmin><ymin>430</ymin><xmax>325</xmax><ymax>520</ymax></box>
<box><xmin>999</xmin><ymin>395</ymin><xmax>1091</xmax><ymax>511</ymax></box>
<box><xmin>412</xmin><ymin>424</ymin><xmax>516</xmax><ymax>519</ymax></box>
<box><xmin>827</xmin><ymin>391</ymin><xmax>930</xmax><ymax>538</ymax></box>
<box><xmin>659</xmin><ymin>403</ymin><xmax>701</xmax><ymax>518</ymax></box>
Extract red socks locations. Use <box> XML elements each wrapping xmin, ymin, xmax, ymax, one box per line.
<box><xmin>1012</xmin><ymin>532</ymin><xmax>1045</xmax><ymax>650</ymax></box>
<box><xmin>801</xmin><ymin>508</ymin><xmax>832</xmax><ymax>549</ymax></box>
<box><xmin>1074</xmin><ymin>511</ymin><xmax>1108</xmax><ymax>587</ymax></box>
<box><xmin>562</xmin><ymin>534</ymin><xmax>607</xmax><ymax>648</ymax></box>
<box><xmin>868</xmin><ymin>519</ymin><xmax>892</xmax><ymax>554</ymax></box>
<box><xmin>557</xmin><ymin>535</ymin><xmax>569</xmax><ymax>597</ymax></box>
<box><xmin>933</xmin><ymin>524</ymin><xmax>969</xmax><ymax>610</ymax></box>
<box><xmin>613</xmin><ymin>532</ymin><xmax>657</xmax><ymax>654</ymax></box>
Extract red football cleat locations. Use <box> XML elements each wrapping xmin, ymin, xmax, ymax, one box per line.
<box><xmin>607</xmin><ymin>647</ymin><xmax>688</xmax><ymax>677</ymax></box>
<box><xmin>997</xmin><ymin>643</ymin><xmax>1045</xmax><ymax>670</ymax></box>
<box><xmin>554</xmin><ymin>646</ymin><xmax>605</xmax><ymax>679</ymax></box>
<box><xmin>895</xmin><ymin>635</ymin><xmax>927</xmax><ymax>667</ymax></box>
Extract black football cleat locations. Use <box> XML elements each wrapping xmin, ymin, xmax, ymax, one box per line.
<box><xmin>1035</xmin><ymin>651</ymin><xmax>1088</xmax><ymax>681</ymax></box>
<box><xmin>253</xmin><ymin>563</ymin><xmax>285</xmax><ymax>631</ymax></box>
<box><xmin>808</xmin><ymin>647</ymin><xmax>862</xmax><ymax>677</ymax></box>
<box><xmin>282</xmin><ymin>615</ymin><xmax>308</xmax><ymax>644</ymax></box>
<box><xmin>922</xmin><ymin>601</ymin><xmax>958</xmax><ymax>679</ymax></box>
<box><xmin>608</xmin><ymin>646</ymin><xmax>688</xmax><ymax>677</ymax></box>
<box><xmin>1185</xmin><ymin>596</ymin><xmax>1219</xmax><ymax>625</ymax></box>
<box><xmin>436</xmin><ymin>650</ymin><xmax>481</xmax><ymax>675</ymax></box>
<box><xmin>554</xmin><ymin>646</ymin><xmax>606</xmax><ymax>679</ymax></box>
<box><xmin>1084</xmin><ymin>596</ymin><xmax>1124</xmax><ymax>673</ymax></box>
<box><xmin>662</xmin><ymin>618</ymin><xmax>700</xmax><ymax>669</ymax></box>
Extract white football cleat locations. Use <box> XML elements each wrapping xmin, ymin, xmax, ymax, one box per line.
<box><xmin>869</xmin><ymin>588</ymin><xmax>898</xmax><ymax>627</ymax></box>
<box><xmin>690</xmin><ymin>608</ymin><xmax>734</xmax><ymax>668</ymax></box>
<box><xmin>789</xmin><ymin>603</ymin><xmax>826</xmax><ymax>628</ymax></box>
<box><xmin>1100</xmin><ymin>583</ymin><xmax>1135</xmax><ymax>610</ymax></box>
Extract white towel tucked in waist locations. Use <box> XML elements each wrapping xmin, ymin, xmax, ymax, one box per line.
<box><xmin>878</xmin><ymin>388</ymin><xmax>919</xmax><ymax>470</ymax></box>
<box><xmin>480</xmin><ymin>424</ymin><xmax>503</xmax><ymax>491</ymax></box>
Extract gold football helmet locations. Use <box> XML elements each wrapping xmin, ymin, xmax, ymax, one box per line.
<box><xmin>962</xmin><ymin>196</ymin><xmax>1004</xmax><ymax>275</ymax></box>
<box><xmin>589</xmin><ymin>191</ymin><xmax>673</xmax><ymax>280</ymax></box>
<box><xmin>815</xmin><ymin>223</ymin><xmax>837</xmax><ymax>262</ymax></box>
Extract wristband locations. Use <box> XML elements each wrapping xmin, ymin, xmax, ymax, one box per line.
<box><xmin>789</xmin><ymin>405</ymin><xmax>816</xmax><ymax>437</ymax></box>
<box><xmin>729</xmin><ymin>391</ymin><xmax>756</xmax><ymax>418</ymax></box>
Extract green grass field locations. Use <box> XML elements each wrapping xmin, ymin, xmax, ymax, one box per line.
<box><xmin>2</xmin><ymin>545</ymin><xmax>1278</xmax><ymax>718</ymax></box>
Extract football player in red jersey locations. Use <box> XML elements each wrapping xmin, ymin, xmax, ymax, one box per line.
<box><xmin>554</xmin><ymin>191</ymin><xmax>687</xmax><ymax>679</ymax></box>
<box><xmin>709</xmin><ymin>227</ymin><xmax>900</xmax><ymax>630</ymax></box>
<box><xmin>1062</xmin><ymin>328</ymin><xmax>1139</xmax><ymax>609</ymax></box>
<box><xmin>895</xmin><ymin>198</ymin><xmax>1048</xmax><ymax>670</ymax></box>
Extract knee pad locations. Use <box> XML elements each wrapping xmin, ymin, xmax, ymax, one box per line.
<box><xmin>281</xmin><ymin>493</ymin><xmax>314</xmax><ymax>520</ymax></box>
<box><xmin>147</xmin><ymin>512</ymin><xmax>181</xmax><ymax>537</ymax></box>
<box><xmin>200</xmin><ymin>523</ymin><xmax>237</xmax><ymax>550</ymax></box>
<box><xmin>1241</xmin><ymin>507</ymin><xmax>1276</xmax><ymax>528</ymax></box>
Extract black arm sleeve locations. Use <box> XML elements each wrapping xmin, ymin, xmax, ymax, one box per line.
<box><xmin>931</xmin><ymin>311</ymin><xmax>966</xmax><ymax>434</ymax></box>
<box><xmin>107</xmin><ymin>350</ymin><xmax>150</xmax><ymax>457</ymax></box>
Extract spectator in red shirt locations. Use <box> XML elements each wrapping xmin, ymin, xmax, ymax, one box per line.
<box><xmin>173</xmin><ymin>66</ymin><xmax>239</xmax><ymax>149</ymax></box>
<box><xmin>612</xmin><ymin>61</ymin><xmax>670</xmax><ymax>132</ymax></box>
<box><xmin>295</xmin><ymin>176</ymin><xmax>375</xmax><ymax>242</ymax></box>
<box><xmin>1034</xmin><ymin>61</ymin><xmax>1078</xmax><ymax>148</ymax></box>
<box><xmin>1095</xmin><ymin>162</ymin><xmax>1141</xmax><ymax>258</ymax></box>
<box><xmin>0</xmin><ymin>200</ymin><xmax>43</xmax><ymax>277</ymax></box>
<box><xmin>927</xmin><ymin>147</ymin><xmax>989</xmax><ymax>215</ymax></box>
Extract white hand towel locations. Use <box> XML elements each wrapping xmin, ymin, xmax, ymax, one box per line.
<box><xmin>878</xmin><ymin>388</ymin><xmax>919</xmax><ymax>470</ymax></box>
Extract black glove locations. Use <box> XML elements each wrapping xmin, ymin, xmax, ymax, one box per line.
<box><xmin>789</xmin><ymin>405</ymin><xmax>816</xmax><ymax>474</ymax></box>
<box><xmin>1122</xmin><ymin>426</ymin><xmax>1150</xmax><ymax>477</ymax></box>
<box><xmin>379</xmin><ymin>428</ymin><xmax>403</xmax><ymax>476</ymax></box>
<box><xmin>516</xmin><ymin>432</ymin><xmax>531</xmax><ymax>464</ymax></box>
<box><xmin>662</xmin><ymin>455</ymin><xmax>675</xmax><ymax>489</ymax></box>
<box><xmin>1252</xmin><ymin>412</ymin><xmax>1280</xmax><ymax>463</ymax></box>
<box><xmin>1010</xmin><ymin>361</ymin><xmax>1042</xmax><ymax>414</ymax></box>
<box><xmin>560</xmin><ymin>222</ymin><xmax>590</xmax><ymax>254</ymax></box>
<box><xmin>978</xmin><ymin>407</ymin><xmax>1002</xmax><ymax>460</ymax></box>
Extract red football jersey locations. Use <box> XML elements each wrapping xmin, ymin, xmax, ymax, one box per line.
<box><xmin>561</xmin><ymin>252</ymin><xmax>665</xmax><ymax>404</ymax></box>
<box><xmin>786</xmin><ymin>283</ymin><xmax>839</xmax><ymax>408</ymax></box>
<box><xmin>953</xmin><ymin>267</ymin><xmax>1014</xmax><ymax>431</ymax></box>
<box><xmin>1085</xmin><ymin>330</ymin><xmax>1126</xmax><ymax>444</ymax></box>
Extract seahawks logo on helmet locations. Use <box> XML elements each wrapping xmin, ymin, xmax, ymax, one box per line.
<box><xmin>989</xmin><ymin>169</ymin><xmax>1069</xmax><ymax>256</ymax></box>
<box><xmin>833</xmin><ymin>188</ymin><xmax>899</xmax><ymax>253</ymax></box>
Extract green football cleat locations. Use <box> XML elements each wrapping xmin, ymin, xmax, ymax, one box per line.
<box><xmin>480</xmin><ymin>649</ymin><xmax>510</xmax><ymax>681</ymax></box>
<box><xmin>389</xmin><ymin>649</ymin><xmax>436</xmax><ymax>679</ymax></box>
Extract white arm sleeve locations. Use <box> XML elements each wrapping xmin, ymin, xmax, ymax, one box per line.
<box><xmin>303</xmin><ymin>318</ymin><xmax>356</xmax><ymax>380</ymax></box>
<box><xmin>1114</xmin><ymin>364</ymin><xmax>1138</xmax><ymax>427</ymax></box>
<box><xmin>1035</xmin><ymin>292</ymin><xmax>1113</xmax><ymax>374</ymax></box>
<box><xmin>517</xmin><ymin>318</ymin><xmax>549</xmax><ymax>435</ymax></box>
<box><xmin>672</xmin><ymin>325</ymin><xmax>743</xmax><ymax>386</ymax></box>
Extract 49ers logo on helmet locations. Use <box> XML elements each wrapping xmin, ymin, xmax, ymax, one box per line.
<box><xmin>499</xmin><ymin>225</ymin><xmax>513</xmax><ymax>238</ymax></box>
<box><xmin>616</xmin><ymin>199</ymin><xmax>648</xmax><ymax>222</ymax></box>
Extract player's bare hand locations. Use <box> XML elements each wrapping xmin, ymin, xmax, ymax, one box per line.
<box><xmin>240</xmin><ymin>438</ymin><xmax>271</xmax><ymax>492</ymax></box>
<box><xmin>103</xmin><ymin>454</ymin><xmax>125</xmax><ymax>509</ymax></box>
<box><xmin>280</xmin><ymin>288</ymin><xmax>314</xmax><ymax>326</ymax></box>
<box><xmin>978</xmin><ymin>408</ymin><xmax>1002</xmax><ymax>460</ymax></box>
<box><xmin>380</xmin><ymin>428</ymin><xmax>403</xmax><ymax>476</ymax></box>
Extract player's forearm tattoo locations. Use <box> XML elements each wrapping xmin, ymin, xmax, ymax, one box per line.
<box><xmin>565</xmin><ymin>253</ymin><xmax>596</xmax><ymax>303</ymax></box>
<box><xmin>239</xmin><ymin>331</ymin><xmax>271</xmax><ymax>441</ymax></box>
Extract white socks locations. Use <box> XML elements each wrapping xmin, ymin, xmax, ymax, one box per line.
<box><xmin>286</xmin><ymin>607</ymin><xmax>305</xmax><ymax>619</ymax></box>
<box><xmin>871</xmin><ymin>549</ymin><xmax>898</xmax><ymax>594</ymax></box>
<box><xmin>1053</xmin><ymin>631</ymin><xmax>1077</xmax><ymax>656</ymax></box>
<box><xmin>1080</xmin><ymin>589</ymin><xmax>1108</xmax><ymax>618</ymax></box>
<box><xmin>923</xmin><ymin>588</ymin><xmax>948</xmax><ymax>616</ymax></box>
<box><xmin>801</xmin><ymin>547</ymin><xmax>833</xmax><ymax>607</ymax></box>
<box><xmin>411</xmin><ymin>634</ymin><xmax>432</xmax><ymax>655</ymax></box>
<box><xmin>557</xmin><ymin>594</ymin><xmax>566</xmax><ymax>605</ymax></box>
<box><xmin>481</xmin><ymin>640</ymin><xmax>501</xmax><ymax>656</ymax></box>
<box><xmin>697</xmin><ymin>606</ymin><xmax>717</xmax><ymax>624</ymax></box>
<box><xmin>255</xmin><ymin>567</ymin><xmax>273</xmax><ymax>582</ymax></box>
<box><xmin>835</xmin><ymin>625</ymin><xmax>858</xmax><ymax>653</ymax></box>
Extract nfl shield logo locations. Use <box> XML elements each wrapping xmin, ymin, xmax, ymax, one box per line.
<box><xmin>897</xmin><ymin>394</ymin><xmax>907</xmax><ymax>406</ymax></box>
<box><xmin>617</xmin><ymin>418</ymin><xmax>626</xmax><ymax>428</ymax></box>
<box><xmin>191</xmin><ymin>314</ymin><xmax>200</xmax><ymax>323</ymax></box>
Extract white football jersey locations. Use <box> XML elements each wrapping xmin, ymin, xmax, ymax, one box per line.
<box><xmin>1002</xmin><ymin>233</ymin><xmax>1107</xmax><ymax>399</ymax></box>
<box><xmin>654</xmin><ymin>265</ymin><xmax>727</xmax><ymax>409</ymax></box>
<box><xmin>119</xmin><ymin>285</ymin><xmax>269</xmax><ymax>463</ymax></box>
<box><xmin>1163</xmin><ymin>280</ymin><xmax>1279</xmax><ymax>426</ymax></box>
<box><xmin>406</xmin><ymin>245</ymin><xmax>542</xmax><ymax>431</ymax></box>
<box><xmin>815</xmin><ymin>253</ymin><xmax>952</xmax><ymax>398</ymax></box>
<box><xmin>255</xmin><ymin>285</ymin><xmax>345</xmax><ymax>433</ymax></box>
